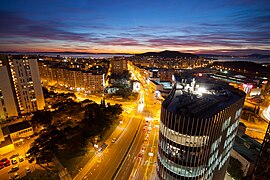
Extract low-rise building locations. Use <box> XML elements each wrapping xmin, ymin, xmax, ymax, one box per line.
<box><xmin>231</xmin><ymin>131</ymin><xmax>261</xmax><ymax>177</ymax></box>
<box><xmin>0</xmin><ymin>135</ymin><xmax>14</xmax><ymax>155</ymax></box>
<box><xmin>2</xmin><ymin>121</ymin><xmax>33</xmax><ymax>143</ymax></box>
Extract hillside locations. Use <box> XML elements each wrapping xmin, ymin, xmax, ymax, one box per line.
<box><xmin>136</xmin><ymin>50</ymin><xmax>198</xmax><ymax>58</ymax></box>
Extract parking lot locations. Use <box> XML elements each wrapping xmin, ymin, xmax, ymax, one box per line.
<box><xmin>0</xmin><ymin>137</ymin><xmax>38</xmax><ymax>180</ymax></box>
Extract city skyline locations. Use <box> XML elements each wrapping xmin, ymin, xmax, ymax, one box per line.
<box><xmin>0</xmin><ymin>0</ymin><xmax>270</xmax><ymax>55</ymax></box>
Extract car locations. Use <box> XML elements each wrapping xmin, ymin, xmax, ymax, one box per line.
<box><xmin>25</xmin><ymin>153</ymin><xmax>30</xmax><ymax>159</ymax></box>
<box><xmin>25</xmin><ymin>167</ymin><xmax>31</xmax><ymax>174</ymax></box>
<box><xmin>147</xmin><ymin>130</ymin><xmax>151</xmax><ymax>134</ymax></box>
<box><xmin>1</xmin><ymin>158</ymin><xmax>11</xmax><ymax>167</ymax></box>
<box><xmin>13</xmin><ymin>172</ymin><xmax>20</xmax><ymax>180</ymax></box>
<box><xmin>19</xmin><ymin>156</ymin><xmax>24</xmax><ymax>162</ymax></box>
<box><xmin>141</xmin><ymin>149</ymin><xmax>145</xmax><ymax>153</ymax></box>
<box><xmin>138</xmin><ymin>153</ymin><xmax>143</xmax><ymax>158</ymax></box>
<box><xmin>0</xmin><ymin>162</ymin><xmax>4</xmax><ymax>169</ymax></box>
<box><xmin>144</xmin><ymin>137</ymin><xmax>148</xmax><ymax>141</ymax></box>
<box><xmin>9</xmin><ymin>165</ymin><xmax>19</xmax><ymax>173</ymax></box>
<box><xmin>111</xmin><ymin>138</ymin><xmax>116</xmax><ymax>143</ymax></box>
<box><xmin>11</xmin><ymin>158</ymin><xmax>17</xmax><ymax>165</ymax></box>
<box><xmin>28</xmin><ymin>157</ymin><xmax>34</xmax><ymax>163</ymax></box>
<box><xmin>98</xmin><ymin>143</ymin><xmax>108</xmax><ymax>152</ymax></box>
<box><xmin>10</xmin><ymin>153</ymin><xmax>19</xmax><ymax>159</ymax></box>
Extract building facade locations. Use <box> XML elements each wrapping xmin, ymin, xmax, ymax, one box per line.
<box><xmin>38</xmin><ymin>61</ymin><xmax>105</xmax><ymax>93</ymax></box>
<box><xmin>111</xmin><ymin>57</ymin><xmax>127</xmax><ymax>74</ymax></box>
<box><xmin>252</xmin><ymin>122</ymin><xmax>270</xmax><ymax>179</ymax></box>
<box><xmin>0</xmin><ymin>55</ymin><xmax>45</xmax><ymax>120</ymax></box>
<box><xmin>157</xmin><ymin>76</ymin><xmax>246</xmax><ymax>180</ymax></box>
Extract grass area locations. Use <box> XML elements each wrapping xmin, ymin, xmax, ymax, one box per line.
<box><xmin>56</xmin><ymin>122</ymin><xmax>119</xmax><ymax>177</ymax></box>
<box><xmin>100</xmin><ymin>122</ymin><xmax>118</xmax><ymax>141</ymax></box>
<box><xmin>56</xmin><ymin>148</ymin><xmax>95</xmax><ymax>177</ymax></box>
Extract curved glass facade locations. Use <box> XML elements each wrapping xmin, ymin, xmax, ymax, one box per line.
<box><xmin>157</xmin><ymin>79</ymin><xmax>246</xmax><ymax>180</ymax></box>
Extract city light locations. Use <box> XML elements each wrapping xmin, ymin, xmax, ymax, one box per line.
<box><xmin>197</xmin><ymin>87</ymin><xmax>207</xmax><ymax>94</ymax></box>
<box><xmin>0</xmin><ymin>1</ymin><xmax>269</xmax><ymax>179</ymax></box>
<box><xmin>263</xmin><ymin>105</ymin><xmax>270</xmax><ymax>121</ymax></box>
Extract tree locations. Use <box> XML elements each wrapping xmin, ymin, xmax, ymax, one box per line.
<box><xmin>115</xmin><ymin>88</ymin><xmax>131</xmax><ymax>99</ymax></box>
<box><xmin>31</xmin><ymin>110</ymin><xmax>52</xmax><ymax>128</ymax></box>
<box><xmin>27</xmin><ymin>125</ymin><xmax>63</xmax><ymax>166</ymax></box>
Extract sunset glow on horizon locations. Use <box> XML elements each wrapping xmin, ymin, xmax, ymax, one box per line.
<box><xmin>0</xmin><ymin>0</ymin><xmax>269</xmax><ymax>55</ymax></box>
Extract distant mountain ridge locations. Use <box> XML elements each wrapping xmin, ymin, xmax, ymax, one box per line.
<box><xmin>247</xmin><ymin>54</ymin><xmax>270</xmax><ymax>59</ymax></box>
<box><xmin>136</xmin><ymin>50</ymin><xmax>198</xmax><ymax>58</ymax></box>
<box><xmin>199</xmin><ymin>53</ymin><xmax>270</xmax><ymax>59</ymax></box>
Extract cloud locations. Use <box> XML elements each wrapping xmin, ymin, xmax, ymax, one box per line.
<box><xmin>97</xmin><ymin>38</ymin><xmax>144</xmax><ymax>46</ymax></box>
<box><xmin>0</xmin><ymin>11</ymin><xmax>99</xmax><ymax>43</ymax></box>
<box><xmin>1</xmin><ymin>3</ymin><xmax>270</xmax><ymax>55</ymax></box>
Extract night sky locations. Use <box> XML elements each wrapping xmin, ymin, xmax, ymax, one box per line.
<box><xmin>0</xmin><ymin>0</ymin><xmax>269</xmax><ymax>55</ymax></box>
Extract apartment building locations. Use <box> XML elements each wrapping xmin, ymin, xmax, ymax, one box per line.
<box><xmin>111</xmin><ymin>57</ymin><xmax>127</xmax><ymax>74</ymax></box>
<box><xmin>0</xmin><ymin>55</ymin><xmax>45</xmax><ymax>120</ymax></box>
<box><xmin>39</xmin><ymin>61</ymin><xmax>105</xmax><ymax>93</ymax></box>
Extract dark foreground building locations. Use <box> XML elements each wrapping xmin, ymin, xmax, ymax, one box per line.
<box><xmin>157</xmin><ymin>76</ymin><xmax>246</xmax><ymax>180</ymax></box>
<box><xmin>252</xmin><ymin>122</ymin><xmax>270</xmax><ymax>180</ymax></box>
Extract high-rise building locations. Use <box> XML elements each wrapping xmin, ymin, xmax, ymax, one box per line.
<box><xmin>0</xmin><ymin>55</ymin><xmax>45</xmax><ymax>120</ymax></box>
<box><xmin>157</xmin><ymin>76</ymin><xmax>245</xmax><ymax>180</ymax></box>
<box><xmin>111</xmin><ymin>57</ymin><xmax>127</xmax><ymax>74</ymax></box>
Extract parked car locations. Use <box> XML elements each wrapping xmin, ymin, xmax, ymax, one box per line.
<box><xmin>13</xmin><ymin>172</ymin><xmax>20</xmax><ymax>180</ymax></box>
<box><xmin>11</xmin><ymin>158</ymin><xmax>17</xmax><ymax>165</ymax></box>
<box><xmin>0</xmin><ymin>162</ymin><xmax>4</xmax><ymax>169</ymax></box>
<box><xmin>25</xmin><ymin>167</ymin><xmax>31</xmax><ymax>174</ymax></box>
<box><xmin>10</xmin><ymin>153</ymin><xmax>19</xmax><ymax>159</ymax></box>
<box><xmin>9</xmin><ymin>165</ymin><xmax>19</xmax><ymax>173</ymax></box>
<box><xmin>1</xmin><ymin>158</ymin><xmax>11</xmax><ymax>167</ymax></box>
<box><xmin>19</xmin><ymin>156</ymin><xmax>24</xmax><ymax>162</ymax></box>
<box><xmin>25</xmin><ymin>153</ymin><xmax>30</xmax><ymax>159</ymax></box>
<box><xmin>28</xmin><ymin>157</ymin><xmax>34</xmax><ymax>163</ymax></box>
<box><xmin>11</xmin><ymin>158</ymin><xmax>18</xmax><ymax>164</ymax></box>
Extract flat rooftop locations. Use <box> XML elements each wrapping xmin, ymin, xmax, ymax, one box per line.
<box><xmin>233</xmin><ymin>131</ymin><xmax>261</xmax><ymax>163</ymax></box>
<box><xmin>163</xmin><ymin>76</ymin><xmax>246</xmax><ymax>118</ymax></box>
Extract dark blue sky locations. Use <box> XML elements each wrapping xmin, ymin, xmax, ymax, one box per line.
<box><xmin>0</xmin><ymin>0</ymin><xmax>269</xmax><ymax>55</ymax></box>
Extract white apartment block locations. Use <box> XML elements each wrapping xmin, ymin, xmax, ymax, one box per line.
<box><xmin>0</xmin><ymin>55</ymin><xmax>45</xmax><ymax>120</ymax></box>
